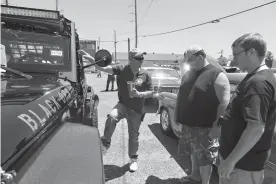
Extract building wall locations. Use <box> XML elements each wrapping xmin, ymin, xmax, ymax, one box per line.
<box><xmin>113</xmin><ymin>52</ymin><xmax>181</xmax><ymax>64</ymax></box>
<box><xmin>114</xmin><ymin>59</ymin><xmax>176</xmax><ymax>67</ymax></box>
<box><xmin>79</xmin><ymin>40</ymin><xmax>97</xmax><ymax>57</ymax></box>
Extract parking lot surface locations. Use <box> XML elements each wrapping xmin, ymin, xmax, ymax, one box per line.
<box><xmin>86</xmin><ymin>73</ymin><xmax>275</xmax><ymax>184</ymax></box>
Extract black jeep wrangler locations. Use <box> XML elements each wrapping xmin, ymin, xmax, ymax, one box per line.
<box><xmin>1</xmin><ymin>5</ymin><xmax>111</xmax><ymax>184</ymax></box>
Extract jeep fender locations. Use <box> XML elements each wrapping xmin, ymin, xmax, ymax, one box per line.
<box><xmin>15</xmin><ymin>122</ymin><xmax>105</xmax><ymax>184</ymax></box>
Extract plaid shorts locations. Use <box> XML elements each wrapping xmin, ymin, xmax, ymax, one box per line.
<box><xmin>177</xmin><ymin>125</ymin><xmax>219</xmax><ymax>166</ymax></box>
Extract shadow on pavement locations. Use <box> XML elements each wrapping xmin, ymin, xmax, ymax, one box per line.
<box><xmin>145</xmin><ymin>175</ymin><xmax>181</xmax><ymax>184</ymax></box>
<box><xmin>100</xmin><ymin>90</ymin><xmax>117</xmax><ymax>92</ymax></box>
<box><xmin>104</xmin><ymin>164</ymin><xmax>129</xmax><ymax>182</ymax></box>
<box><xmin>263</xmin><ymin>177</ymin><xmax>276</xmax><ymax>184</ymax></box>
<box><xmin>148</xmin><ymin>123</ymin><xmax>219</xmax><ymax>184</ymax></box>
<box><xmin>148</xmin><ymin>123</ymin><xmax>190</xmax><ymax>172</ymax></box>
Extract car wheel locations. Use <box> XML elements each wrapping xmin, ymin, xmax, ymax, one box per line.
<box><xmin>160</xmin><ymin>108</ymin><xmax>173</xmax><ymax>135</ymax></box>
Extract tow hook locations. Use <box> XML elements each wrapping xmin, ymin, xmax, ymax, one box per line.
<box><xmin>1</xmin><ymin>168</ymin><xmax>16</xmax><ymax>184</ymax></box>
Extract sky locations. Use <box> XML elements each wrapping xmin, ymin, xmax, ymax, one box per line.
<box><xmin>3</xmin><ymin>0</ymin><xmax>276</xmax><ymax>58</ymax></box>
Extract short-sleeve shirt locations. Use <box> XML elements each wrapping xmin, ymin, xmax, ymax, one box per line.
<box><xmin>219</xmin><ymin>69</ymin><xmax>276</xmax><ymax>171</ymax></box>
<box><xmin>112</xmin><ymin>65</ymin><xmax>153</xmax><ymax>114</ymax></box>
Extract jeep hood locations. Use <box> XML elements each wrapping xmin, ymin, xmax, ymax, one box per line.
<box><xmin>1</xmin><ymin>76</ymin><xmax>74</xmax><ymax>167</ymax></box>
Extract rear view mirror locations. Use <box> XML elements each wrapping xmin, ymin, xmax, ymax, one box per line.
<box><xmin>82</xmin><ymin>49</ymin><xmax>112</xmax><ymax>69</ymax></box>
<box><xmin>94</xmin><ymin>49</ymin><xmax>112</xmax><ymax>67</ymax></box>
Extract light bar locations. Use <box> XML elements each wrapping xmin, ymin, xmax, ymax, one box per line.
<box><xmin>1</xmin><ymin>6</ymin><xmax>59</xmax><ymax>19</ymax></box>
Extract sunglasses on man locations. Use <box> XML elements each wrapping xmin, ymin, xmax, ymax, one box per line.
<box><xmin>131</xmin><ymin>57</ymin><xmax>144</xmax><ymax>62</ymax></box>
<box><xmin>186</xmin><ymin>49</ymin><xmax>205</xmax><ymax>63</ymax></box>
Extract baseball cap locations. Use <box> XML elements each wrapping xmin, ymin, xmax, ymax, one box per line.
<box><xmin>184</xmin><ymin>45</ymin><xmax>205</xmax><ymax>62</ymax></box>
<box><xmin>129</xmin><ymin>48</ymin><xmax>147</xmax><ymax>60</ymax></box>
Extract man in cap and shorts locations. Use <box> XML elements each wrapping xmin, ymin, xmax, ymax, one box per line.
<box><xmin>78</xmin><ymin>48</ymin><xmax>159</xmax><ymax>172</ymax></box>
<box><xmin>175</xmin><ymin>46</ymin><xmax>230</xmax><ymax>184</ymax></box>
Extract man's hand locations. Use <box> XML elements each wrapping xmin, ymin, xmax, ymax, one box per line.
<box><xmin>130</xmin><ymin>89</ymin><xmax>142</xmax><ymax>98</ymax></box>
<box><xmin>218</xmin><ymin>157</ymin><xmax>236</xmax><ymax>179</ymax></box>
<box><xmin>153</xmin><ymin>93</ymin><xmax>164</xmax><ymax>100</ymax></box>
<box><xmin>209</xmin><ymin>125</ymin><xmax>221</xmax><ymax>139</ymax></box>
<box><xmin>78</xmin><ymin>50</ymin><xmax>95</xmax><ymax>63</ymax></box>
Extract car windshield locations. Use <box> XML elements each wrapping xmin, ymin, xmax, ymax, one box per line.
<box><xmin>1</xmin><ymin>28</ymin><xmax>71</xmax><ymax>72</ymax></box>
<box><xmin>146</xmin><ymin>68</ymin><xmax>179</xmax><ymax>79</ymax></box>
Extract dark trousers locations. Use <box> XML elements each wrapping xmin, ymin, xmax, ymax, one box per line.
<box><xmin>116</xmin><ymin>75</ymin><xmax>120</xmax><ymax>88</ymax></box>
<box><xmin>97</xmin><ymin>72</ymin><xmax>101</xmax><ymax>77</ymax></box>
<box><xmin>101</xmin><ymin>103</ymin><xmax>142</xmax><ymax>159</ymax></box>
<box><xmin>106</xmin><ymin>75</ymin><xmax>115</xmax><ymax>90</ymax></box>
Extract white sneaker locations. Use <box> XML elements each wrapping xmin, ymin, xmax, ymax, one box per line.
<box><xmin>129</xmin><ymin>159</ymin><xmax>138</xmax><ymax>172</ymax></box>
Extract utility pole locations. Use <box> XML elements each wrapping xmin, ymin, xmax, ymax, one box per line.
<box><xmin>134</xmin><ymin>0</ymin><xmax>138</xmax><ymax>48</ymax></box>
<box><xmin>97</xmin><ymin>37</ymin><xmax>100</xmax><ymax>51</ymax></box>
<box><xmin>114</xmin><ymin>30</ymin><xmax>117</xmax><ymax>63</ymax></box>
<box><xmin>5</xmin><ymin>0</ymin><xmax>8</xmax><ymax>5</ymax></box>
<box><xmin>128</xmin><ymin>38</ymin><xmax>131</xmax><ymax>59</ymax></box>
<box><xmin>56</xmin><ymin>0</ymin><xmax>58</xmax><ymax>11</ymax></box>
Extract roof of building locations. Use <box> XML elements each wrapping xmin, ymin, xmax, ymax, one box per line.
<box><xmin>113</xmin><ymin>52</ymin><xmax>182</xmax><ymax>61</ymax></box>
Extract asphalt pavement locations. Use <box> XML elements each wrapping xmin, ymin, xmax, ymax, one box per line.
<box><xmin>85</xmin><ymin>73</ymin><xmax>275</xmax><ymax>184</ymax></box>
<box><xmin>86</xmin><ymin>73</ymin><xmax>218</xmax><ymax>184</ymax></box>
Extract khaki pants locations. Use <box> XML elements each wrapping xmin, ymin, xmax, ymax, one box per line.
<box><xmin>101</xmin><ymin>103</ymin><xmax>142</xmax><ymax>159</ymax></box>
<box><xmin>219</xmin><ymin>155</ymin><xmax>264</xmax><ymax>184</ymax></box>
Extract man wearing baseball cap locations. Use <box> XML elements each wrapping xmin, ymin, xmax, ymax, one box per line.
<box><xmin>79</xmin><ymin>48</ymin><xmax>159</xmax><ymax>172</ymax></box>
<box><xmin>175</xmin><ymin>46</ymin><xmax>230</xmax><ymax>184</ymax></box>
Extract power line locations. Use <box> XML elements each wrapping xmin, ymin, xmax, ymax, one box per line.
<box><xmin>117</xmin><ymin>31</ymin><xmax>134</xmax><ymax>36</ymax></box>
<box><xmin>137</xmin><ymin>0</ymin><xmax>154</xmax><ymax>27</ymax></box>
<box><xmin>117</xmin><ymin>37</ymin><xmax>135</xmax><ymax>42</ymax></box>
<box><xmin>139</xmin><ymin>0</ymin><xmax>276</xmax><ymax>38</ymax></box>
<box><xmin>80</xmin><ymin>1</ymin><xmax>275</xmax><ymax>45</ymax></box>
<box><xmin>114</xmin><ymin>30</ymin><xmax>117</xmax><ymax>62</ymax></box>
<box><xmin>79</xmin><ymin>37</ymin><xmax>135</xmax><ymax>43</ymax></box>
<box><xmin>79</xmin><ymin>39</ymin><xmax>113</xmax><ymax>43</ymax></box>
<box><xmin>56</xmin><ymin>0</ymin><xmax>58</xmax><ymax>11</ymax></box>
<box><xmin>104</xmin><ymin>0</ymin><xmax>154</xmax><ymax>40</ymax></box>
<box><xmin>134</xmin><ymin>0</ymin><xmax>138</xmax><ymax>47</ymax></box>
<box><xmin>79</xmin><ymin>38</ymin><xmax>125</xmax><ymax>43</ymax></box>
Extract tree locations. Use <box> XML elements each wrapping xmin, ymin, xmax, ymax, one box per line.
<box><xmin>265</xmin><ymin>51</ymin><xmax>275</xmax><ymax>68</ymax></box>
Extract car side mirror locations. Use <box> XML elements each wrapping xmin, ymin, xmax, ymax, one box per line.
<box><xmin>83</xmin><ymin>49</ymin><xmax>112</xmax><ymax>69</ymax></box>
